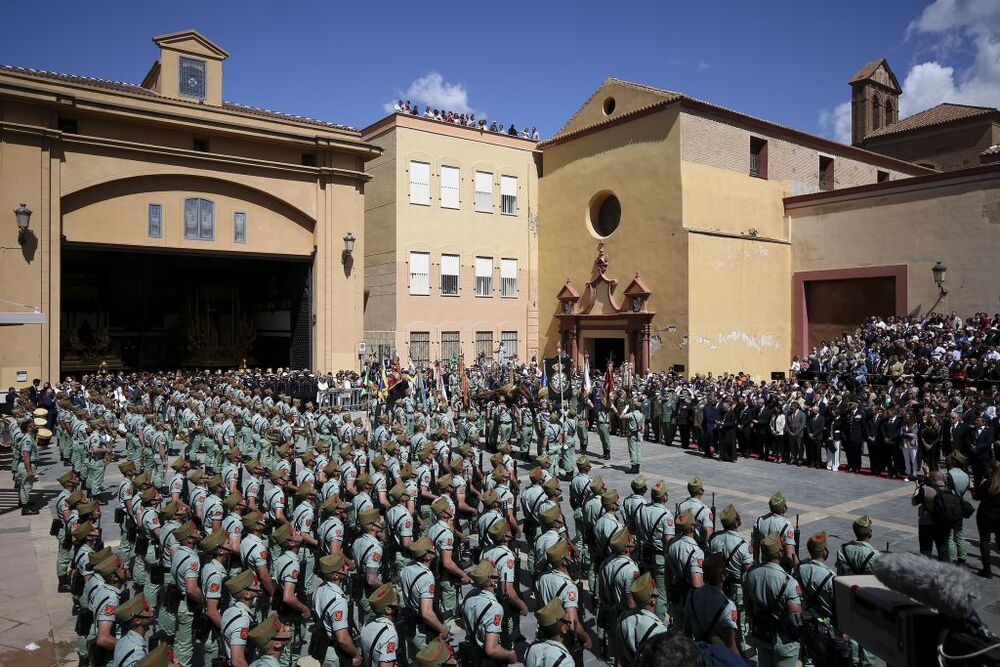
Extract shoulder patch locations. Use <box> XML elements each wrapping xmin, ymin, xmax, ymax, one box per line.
<box><xmin>240</xmin><ymin>627</ymin><xmax>249</xmax><ymax>640</ymax></box>
<box><xmin>209</xmin><ymin>583</ymin><xmax>220</xmax><ymax>593</ymax></box>
<box><xmin>386</xmin><ymin>641</ymin><xmax>396</xmax><ymax>653</ymax></box>
<box><xmin>104</xmin><ymin>604</ymin><xmax>115</xmax><ymax>615</ymax></box>
<box><xmin>334</xmin><ymin>610</ymin><xmax>343</xmax><ymax>621</ymax></box>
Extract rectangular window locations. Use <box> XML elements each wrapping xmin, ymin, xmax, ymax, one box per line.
<box><xmin>500</xmin><ymin>175</ymin><xmax>518</xmax><ymax>215</ymax></box>
<box><xmin>179</xmin><ymin>56</ymin><xmax>207</xmax><ymax>100</ymax></box>
<box><xmin>440</xmin><ymin>254</ymin><xmax>460</xmax><ymax>295</ymax></box>
<box><xmin>441</xmin><ymin>331</ymin><xmax>460</xmax><ymax>361</ymax></box>
<box><xmin>58</xmin><ymin>117</ymin><xmax>78</xmax><ymax>134</ymax></box>
<box><xmin>819</xmin><ymin>156</ymin><xmax>835</xmax><ymax>191</ymax></box>
<box><xmin>750</xmin><ymin>137</ymin><xmax>768</xmax><ymax>179</ymax></box>
<box><xmin>409</xmin><ymin>161</ymin><xmax>430</xmax><ymax>205</ymax></box>
<box><xmin>409</xmin><ymin>251</ymin><xmax>430</xmax><ymax>295</ymax></box>
<box><xmin>147</xmin><ymin>203</ymin><xmax>162</xmax><ymax>238</ymax></box>
<box><xmin>193</xmin><ymin>138</ymin><xmax>210</xmax><ymax>152</ymax></box>
<box><xmin>475</xmin><ymin>171</ymin><xmax>493</xmax><ymax>213</ymax></box>
<box><xmin>301</xmin><ymin>153</ymin><xmax>316</xmax><ymax>167</ymax></box>
<box><xmin>184</xmin><ymin>197</ymin><xmax>215</xmax><ymax>240</ymax></box>
<box><xmin>475</xmin><ymin>331</ymin><xmax>494</xmax><ymax>362</ymax></box>
<box><xmin>877</xmin><ymin>170</ymin><xmax>890</xmax><ymax>183</ymax></box>
<box><xmin>500</xmin><ymin>258</ymin><xmax>518</xmax><ymax>297</ymax></box>
<box><xmin>233</xmin><ymin>211</ymin><xmax>247</xmax><ymax>244</ymax></box>
<box><xmin>501</xmin><ymin>331</ymin><xmax>518</xmax><ymax>361</ymax></box>
<box><xmin>440</xmin><ymin>166</ymin><xmax>460</xmax><ymax>209</ymax></box>
<box><xmin>475</xmin><ymin>256</ymin><xmax>493</xmax><ymax>296</ymax></box>
<box><xmin>409</xmin><ymin>332</ymin><xmax>430</xmax><ymax>368</ymax></box>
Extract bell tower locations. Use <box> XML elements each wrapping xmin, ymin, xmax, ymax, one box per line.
<box><xmin>849</xmin><ymin>58</ymin><xmax>901</xmax><ymax>145</ymax></box>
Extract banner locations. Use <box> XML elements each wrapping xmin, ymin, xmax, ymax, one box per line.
<box><xmin>544</xmin><ymin>354</ymin><xmax>574</xmax><ymax>403</ymax></box>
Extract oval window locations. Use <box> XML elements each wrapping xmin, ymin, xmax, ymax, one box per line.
<box><xmin>590</xmin><ymin>193</ymin><xmax>621</xmax><ymax>237</ymax></box>
<box><xmin>603</xmin><ymin>97</ymin><xmax>616</xmax><ymax>115</ymax></box>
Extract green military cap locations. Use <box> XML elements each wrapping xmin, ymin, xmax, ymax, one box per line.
<box><xmin>340</xmin><ymin>444</ymin><xmax>354</xmax><ymax>458</ymax></box>
<box><xmin>720</xmin><ymin>504</ymin><xmax>739</xmax><ymax>529</ymax></box>
<box><xmin>589</xmin><ymin>476</ymin><xmax>605</xmax><ymax>493</ymax></box>
<box><xmin>548</xmin><ymin>413</ymin><xmax>560</xmax><ymax>423</ymax></box>
<box><xmin>434</xmin><ymin>473</ymin><xmax>453</xmax><ymax>490</ymax></box>
<box><xmin>135</xmin><ymin>643</ymin><xmax>170</xmax><ymax>667</ymax></box>
<box><xmin>269</xmin><ymin>469</ymin><xmax>288</xmax><ymax>483</ymax></box>
<box><xmin>71</xmin><ymin>520</ymin><xmax>94</xmax><ymax>541</ymax></box>
<box><xmin>226</xmin><ymin>448</ymin><xmax>243</xmax><ymax>460</ymax></box>
<box><xmin>114</xmin><ymin>592</ymin><xmax>151</xmax><ymax>623</ymax></box>
<box><xmin>535</xmin><ymin>597</ymin><xmax>566</xmax><ymax>628</ymax></box>
<box><xmin>651</xmin><ymin>480</ymin><xmax>668</xmax><ymax>502</ymax></box>
<box><xmin>499</xmin><ymin>442</ymin><xmax>512</xmax><ymax>454</ymax></box>
<box><xmin>417</xmin><ymin>447</ymin><xmax>433</xmax><ymax>463</ymax></box>
<box><xmin>67</xmin><ymin>490</ymin><xmax>86</xmax><ymax>507</ymax></box>
<box><xmin>372</xmin><ymin>455</ymin><xmax>386</xmax><ymax>469</ymax></box>
<box><xmin>853</xmin><ymin>514</ymin><xmax>873</xmax><ymax>538</ymax></box>
<box><xmin>542</xmin><ymin>477</ymin><xmax>561</xmax><ymax>497</ymax></box>
<box><xmin>399</xmin><ymin>463</ymin><xmax>416</xmax><ymax>480</ymax></box>
<box><xmin>300</xmin><ymin>450</ymin><xmax>316</xmax><ymax>464</ymax></box>
<box><xmin>225</xmin><ymin>569</ymin><xmax>259</xmax><ymax>595</ymax></box>
<box><xmin>173</xmin><ymin>520</ymin><xmax>198</xmax><ymax>542</ymax></box>
<box><xmin>949</xmin><ymin>451</ymin><xmax>967</xmax><ymax>465</ymax></box>
<box><xmin>384</xmin><ymin>441</ymin><xmax>399</xmax><ymax>454</ymax></box>
<box><xmin>89</xmin><ymin>546</ymin><xmax>113</xmax><ymax>566</ymax></box>
<box><xmin>546</xmin><ymin>539</ymin><xmax>570</xmax><ymax>564</ymax></box>
<box><xmin>321</xmin><ymin>496</ymin><xmax>349</xmax><ymax>515</ymax></box>
<box><xmin>488</xmin><ymin>518</ymin><xmax>511</xmax><ymax>541</ymax></box>
<box><xmin>356</xmin><ymin>473</ymin><xmax>372</xmax><ymax>488</ymax></box>
<box><xmin>449</xmin><ymin>457</ymin><xmax>464</xmax><ymax>473</ymax></box>
<box><xmin>206</xmin><ymin>474</ymin><xmax>224</xmax><ymax>491</ymax></box>
<box><xmin>536</xmin><ymin>454</ymin><xmax>551</xmax><ymax>466</ymax></box>
<box><xmin>609</xmin><ymin>527</ymin><xmax>632</xmax><ymax>553</ymax></box>
<box><xmin>408</xmin><ymin>535</ymin><xmax>434</xmax><ymax>558</ymax></box>
<box><xmin>769</xmin><ymin>492</ymin><xmax>787</xmax><ymax>512</ymax></box>
<box><xmin>139</xmin><ymin>487</ymin><xmax>157</xmax><ymax>503</ymax></box>
<box><xmin>323</xmin><ymin>461</ymin><xmax>342</xmax><ymax>476</ymax></box>
<box><xmin>601</xmin><ymin>489</ymin><xmax>620</xmax><ymax>510</ymax></box>
<box><xmin>223</xmin><ymin>492</ymin><xmax>244</xmax><ymax>510</ymax></box>
<box><xmin>687</xmin><ymin>477</ymin><xmax>703</xmax><ymax>495</ymax></box>
<box><xmin>631</xmin><ymin>475</ymin><xmax>647</xmax><ymax>492</ymax></box>
<box><xmin>117</xmin><ymin>461</ymin><xmax>136</xmax><ymax>476</ymax></box>
<box><xmin>187</xmin><ymin>469</ymin><xmax>205</xmax><ymax>484</ymax></box>
<box><xmin>295</xmin><ymin>481</ymin><xmax>317</xmax><ymax>499</ymax></box>
<box><xmin>469</xmin><ymin>559</ymin><xmax>498</xmax><ymax>586</ymax></box>
<box><xmin>314</xmin><ymin>440</ymin><xmax>329</xmax><ymax>451</ymax></box>
<box><xmin>170</xmin><ymin>458</ymin><xmax>188</xmax><ymax>471</ymax></box>
<box><xmin>318</xmin><ymin>553</ymin><xmax>349</xmax><ymax>575</ymax></box>
<box><xmin>761</xmin><ymin>532</ymin><xmax>782</xmax><ymax>559</ymax></box>
<box><xmin>491</xmin><ymin>466</ymin><xmax>507</xmax><ymax>482</ymax></box>
<box><xmin>248</xmin><ymin>614</ymin><xmax>282</xmax><ymax>649</ymax></box>
<box><xmin>78</xmin><ymin>501</ymin><xmax>98</xmax><ymax>518</ymax></box>
<box><xmin>704</xmin><ymin>552</ymin><xmax>727</xmax><ymax>581</ymax></box>
<box><xmin>160</xmin><ymin>500</ymin><xmax>181</xmax><ymax>519</ymax></box>
<box><xmin>368</xmin><ymin>582</ymin><xmax>398</xmax><ymax>613</ymax></box>
<box><xmin>358</xmin><ymin>508</ymin><xmax>381</xmax><ymax>528</ymax></box>
<box><xmin>540</xmin><ymin>505</ymin><xmax>562</xmax><ymax>527</ymax></box>
<box><xmin>133</xmin><ymin>473</ymin><xmax>150</xmax><ymax>488</ymax></box>
<box><xmin>631</xmin><ymin>571</ymin><xmax>657</xmax><ymax>604</ymax></box>
<box><xmin>94</xmin><ymin>554</ymin><xmax>122</xmax><ymax>578</ymax></box>
<box><xmin>275</xmin><ymin>443</ymin><xmax>290</xmax><ymax>456</ymax></box>
<box><xmin>490</xmin><ymin>452</ymin><xmax>502</xmax><ymax>467</ymax></box>
<box><xmin>241</xmin><ymin>511</ymin><xmax>263</xmax><ymax>528</ymax></box>
<box><xmin>388</xmin><ymin>482</ymin><xmax>409</xmax><ymax>501</ymax></box>
<box><xmin>200</xmin><ymin>530</ymin><xmax>228</xmax><ymax>552</ymax></box>
<box><xmin>415</xmin><ymin>638</ymin><xmax>451</xmax><ymax>666</ymax></box>
<box><xmin>576</xmin><ymin>456</ymin><xmax>592</xmax><ymax>471</ymax></box>
<box><xmin>57</xmin><ymin>471</ymin><xmax>76</xmax><ymax>486</ymax></box>
<box><xmin>480</xmin><ymin>489</ymin><xmax>499</xmax><ymax>507</ymax></box>
<box><xmin>430</xmin><ymin>497</ymin><xmax>450</xmax><ymax>518</ymax></box>
<box><xmin>676</xmin><ymin>509</ymin><xmax>695</xmax><ymax>530</ymax></box>
<box><xmin>272</xmin><ymin>523</ymin><xmax>294</xmax><ymax>545</ymax></box>
<box><xmin>246</xmin><ymin>458</ymin><xmax>263</xmax><ymax>470</ymax></box>
<box><xmin>807</xmin><ymin>531</ymin><xmax>828</xmax><ymax>557</ymax></box>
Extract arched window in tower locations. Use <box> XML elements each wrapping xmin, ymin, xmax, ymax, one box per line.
<box><xmin>885</xmin><ymin>99</ymin><xmax>894</xmax><ymax>125</ymax></box>
<box><xmin>872</xmin><ymin>96</ymin><xmax>882</xmax><ymax>130</ymax></box>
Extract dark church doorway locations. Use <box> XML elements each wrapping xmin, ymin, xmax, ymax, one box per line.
<box><xmin>61</xmin><ymin>245</ymin><xmax>312</xmax><ymax>372</ymax></box>
<box><xmin>804</xmin><ymin>276</ymin><xmax>896</xmax><ymax>350</ymax></box>
<box><xmin>592</xmin><ymin>338</ymin><xmax>625</xmax><ymax>372</ymax></box>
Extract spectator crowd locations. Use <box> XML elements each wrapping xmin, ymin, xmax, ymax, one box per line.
<box><xmin>393</xmin><ymin>99</ymin><xmax>540</xmax><ymax>140</ymax></box>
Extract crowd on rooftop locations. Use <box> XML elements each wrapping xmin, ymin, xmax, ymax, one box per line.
<box><xmin>393</xmin><ymin>99</ymin><xmax>540</xmax><ymax>140</ymax></box>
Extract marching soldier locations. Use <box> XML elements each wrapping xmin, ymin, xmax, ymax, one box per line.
<box><xmin>270</xmin><ymin>524</ymin><xmax>311</xmax><ymax>666</ymax></box>
<box><xmin>221</xmin><ymin>570</ymin><xmax>262</xmax><ymax>667</ymax></box>
<box><xmin>596</xmin><ymin>527</ymin><xmax>639</xmax><ymax>667</ymax></box>
<box><xmin>170</xmin><ymin>520</ymin><xmax>205</xmax><ymax>667</ymax></box>
<box><xmin>568</xmin><ymin>456</ymin><xmax>594</xmax><ymax>574</ymax></box>
<box><xmin>581</xmin><ymin>476</ymin><xmax>607</xmax><ymax>594</ymax></box>
<box><xmin>360</xmin><ymin>582</ymin><xmax>400</xmax><ymax>666</ymax></box>
<box><xmin>614</xmin><ymin>572</ymin><xmax>668</xmax><ymax>665</ymax></box>
<box><xmin>399</xmin><ymin>536</ymin><xmax>448</xmax><ymax>658</ymax></box>
<box><xmin>246</xmin><ymin>613</ymin><xmax>293</xmax><ymax>666</ymax></box>
<box><xmin>520</xmin><ymin>468</ymin><xmax>546</xmax><ymax>573</ymax></box>
<box><xmin>797</xmin><ymin>531</ymin><xmax>845</xmax><ymax>666</ymax></box>
<box><xmin>622</xmin><ymin>476</ymin><xmax>648</xmax><ymax>536</ymax></box>
<box><xmin>426</xmin><ymin>497</ymin><xmax>470</xmax><ymax>627</ymax></box>
<box><xmin>353</xmin><ymin>508</ymin><xmax>386</xmax><ymax>625</ymax></box>
<box><xmin>239</xmin><ymin>511</ymin><xmax>277</xmax><ymax>608</ymax></box>
<box><xmin>460</xmin><ymin>560</ymin><xmax>518</xmax><ymax>665</ymax></box>
<box><xmin>677</xmin><ymin>477</ymin><xmax>714</xmax><ymax>547</ymax></box>
<box><xmin>199</xmin><ymin>530</ymin><xmax>232</xmax><ymax>667</ymax></box>
<box><xmin>54</xmin><ymin>470</ymin><xmax>81</xmax><ymax>590</ymax></box>
<box><xmin>112</xmin><ymin>593</ymin><xmax>154</xmax><ymax>667</ymax></box>
<box><xmin>836</xmin><ymin>515</ymin><xmax>879</xmax><ymax>667</ymax></box>
<box><xmin>525</xmin><ymin>599</ymin><xmax>575</xmax><ymax>667</ymax></box>
<box><xmin>752</xmin><ymin>492</ymin><xmax>797</xmax><ymax>566</ymax></box>
<box><xmin>707</xmin><ymin>504</ymin><xmax>752</xmax><ymax>648</ymax></box>
<box><xmin>537</xmin><ymin>539</ymin><xmax>592</xmax><ymax>657</ymax></box>
<box><xmin>386</xmin><ymin>482</ymin><xmax>415</xmax><ymax>576</ymax></box>
<box><xmin>684</xmin><ymin>553</ymin><xmax>740</xmax><ymax>655</ymax></box>
<box><xmin>310</xmin><ymin>553</ymin><xmax>360</xmax><ymax>666</ymax></box>
<box><xmin>542</xmin><ymin>414</ymin><xmax>564</xmax><ymax>477</ymax></box>
<box><xmin>637</xmin><ymin>480</ymin><xmax>674</xmax><ymax>618</ymax></box>
<box><xmin>621</xmin><ymin>399</ymin><xmax>644</xmax><ymax>473</ymax></box>
<box><xmin>561</xmin><ymin>409</ymin><xmax>579</xmax><ymax>480</ymax></box>
<box><xmin>744</xmin><ymin>533</ymin><xmax>802</xmax><ymax>667</ymax></box>
<box><xmin>482</xmin><ymin>519</ymin><xmax>528</xmax><ymax>642</ymax></box>
<box><xmin>665</xmin><ymin>510</ymin><xmax>705</xmax><ymax>632</ymax></box>
<box><xmin>595</xmin><ymin>397</ymin><xmax>612</xmax><ymax>460</ymax></box>
<box><xmin>85</xmin><ymin>555</ymin><xmax>127</xmax><ymax>667</ymax></box>
<box><xmin>291</xmin><ymin>481</ymin><xmax>320</xmax><ymax>593</ymax></box>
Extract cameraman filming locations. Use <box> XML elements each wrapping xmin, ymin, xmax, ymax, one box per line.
<box><xmin>911</xmin><ymin>468</ymin><xmax>954</xmax><ymax>561</ymax></box>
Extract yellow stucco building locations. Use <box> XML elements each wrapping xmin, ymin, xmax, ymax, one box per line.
<box><xmin>361</xmin><ymin>113</ymin><xmax>539</xmax><ymax>366</ymax></box>
<box><xmin>0</xmin><ymin>30</ymin><xmax>377</xmax><ymax>386</ymax></box>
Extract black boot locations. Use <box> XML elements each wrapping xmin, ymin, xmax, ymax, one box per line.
<box><xmin>58</xmin><ymin>574</ymin><xmax>70</xmax><ymax>593</ymax></box>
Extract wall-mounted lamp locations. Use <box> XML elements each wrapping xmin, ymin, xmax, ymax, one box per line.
<box><xmin>342</xmin><ymin>232</ymin><xmax>356</xmax><ymax>265</ymax></box>
<box><xmin>932</xmin><ymin>260</ymin><xmax>948</xmax><ymax>296</ymax></box>
<box><xmin>14</xmin><ymin>203</ymin><xmax>32</xmax><ymax>245</ymax></box>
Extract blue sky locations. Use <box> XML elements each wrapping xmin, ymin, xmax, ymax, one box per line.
<box><xmin>1</xmin><ymin>0</ymin><xmax>997</xmax><ymax>142</ymax></box>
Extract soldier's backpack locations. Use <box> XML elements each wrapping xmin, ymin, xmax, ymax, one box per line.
<box><xmin>932</xmin><ymin>487</ymin><xmax>964</xmax><ymax>528</ymax></box>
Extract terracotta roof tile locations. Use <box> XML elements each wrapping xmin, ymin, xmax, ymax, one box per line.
<box><xmin>865</xmin><ymin>102</ymin><xmax>997</xmax><ymax>139</ymax></box>
<box><xmin>0</xmin><ymin>64</ymin><xmax>356</xmax><ymax>132</ymax></box>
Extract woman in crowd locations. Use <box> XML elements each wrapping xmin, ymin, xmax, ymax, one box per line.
<box><xmin>973</xmin><ymin>460</ymin><xmax>1000</xmax><ymax>578</ymax></box>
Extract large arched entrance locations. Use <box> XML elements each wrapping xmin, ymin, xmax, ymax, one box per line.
<box><xmin>555</xmin><ymin>242</ymin><xmax>654</xmax><ymax>374</ymax></box>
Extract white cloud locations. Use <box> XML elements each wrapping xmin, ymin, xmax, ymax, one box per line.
<box><xmin>818</xmin><ymin>101</ymin><xmax>852</xmax><ymax>144</ymax></box>
<box><xmin>383</xmin><ymin>72</ymin><xmax>474</xmax><ymax>115</ymax></box>
<box><xmin>899</xmin><ymin>61</ymin><xmax>957</xmax><ymax>116</ymax></box>
<box><xmin>697</xmin><ymin>61</ymin><xmax>711</xmax><ymax>72</ymax></box>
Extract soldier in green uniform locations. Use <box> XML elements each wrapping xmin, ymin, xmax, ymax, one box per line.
<box><xmin>112</xmin><ymin>592</ymin><xmax>154</xmax><ymax>667</ymax></box>
<box><xmin>542</xmin><ymin>414</ymin><xmax>564</xmax><ymax>477</ymax></box>
<box><xmin>414</xmin><ymin>636</ymin><xmax>458</xmax><ymax>666</ymax></box>
<box><xmin>246</xmin><ymin>613</ymin><xmax>292</xmax><ymax>667</ymax></box>
<box><xmin>386</xmin><ymin>482</ymin><xmax>415</xmax><ymax>577</ymax></box>
<box><xmin>945</xmin><ymin>452</ymin><xmax>971</xmax><ymax>564</ymax></box>
<box><xmin>595</xmin><ymin>399</ymin><xmax>612</xmax><ymax>460</ymax></box>
<box><xmin>426</xmin><ymin>497</ymin><xmax>471</xmax><ymax>628</ymax></box>
<box><xmin>560</xmin><ymin>409</ymin><xmax>579</xmax><ymax>480</ymax></box>
<box><xmin>684</xmin><ymin>553</ymin><xmax>740</xmax><ymax>654</ymax></box>
<box><xmin>622</xmin><ymin>476</ymin><xmax>648</xmax><ymax>536</ymax></box>
<box><xmin>15</xmin><ymin>419</ymin><xmax>40</xmax><ymax>513</ymax></box>
<box><xmin>88</xmin><ymin>555</ymin><xmax>127</xmax><ymax>667</ymax></box>
<box><xmin>706</xmin><ymin>504</ymin><xmax>752</xmax><ymax>648</ymax></box>
<box><xmin>666</xmin><ymin>510</ymin><xmax>705</xmax><ymax>632</ymax></box>
<box><xmin>637</xmin><ymin>480</ymin><xmax>674</xmax><ymax>619</ymax></box>
<box><xmin>597</xmin><ymin>527</ymin><xmax>639</xmax><ymax>666</ymax></box>
<box><xmin>622</xmin><ymin>399</ymin><xmax>645</xmax><ymax>473</ymax></box>
<box><xmin>54</xmin><ymin>470</ymin><xmax>81</xmax><ymax>590</ymax></box>
<box><xmin>170</xmin><ymin>520</ymin><xmax>205</xmax><ymax>667</ymax></box>
<box><xmin>482</xmin><ymin>519</ymin><xmax>529</xmax><ymax>642</ymax></box>
<box><xmin>615</xmin><ymin>572</ymin><xmax>668</xmax><ymax>665</ymax></box>
<box><xmin>836</xmin><ymin>515</ymin><xmax>880</xmax><ymax>667</ymax></box>
<box><xmin>745</xmin><ymin>532</ymin><xmax>802</xmax><ymax>667</ymax></box>
<box><xmin>309</xmin><ymin>553</ymin><xmax>360</xmax><ymax>666</ymax></box>
<box><xmin>399</xmin><ymin>536</ymin><xmax>448</xmax><ymax>658</ymax></box>
<box><xmin>525</xmin><ymin>598</ymin><xmax>575</xmax><ymax>667</ymax></box>
<box><xmin>199</xmin><ymin>530</ymin><xmax>231</xmax><ymax>667</ymax></box>
<box><xmin>678</xmin><ymin>477</ymin><xmax>714</xmax><ymax>548</ymax></box>
<box><xmin>569</xmin><ymin>457</ymin><xmax>594</xmax><ymax>574</ymax></box>
<box><xmin>270</xmin><ymin>524</ymin><xmax>310</xmax><ymax>666</ymax></box>
<box><xmin>353</xmin><ymin>508</ymin><xmax>386</xmax><ymax>625</ymax></box>
<box><xmin>361</xmin><ymin>582</ymin><xmax>400</xmax><ymax>665</ymax></box>
<box><xmin>797</xmin><ymin>531</ymin><xmax>844</xmax><ymax>666</ymax></box>
<box><xmin>533</xmin><ymin>505</ymin><xmax>566</xmax><ymax>577</ymax></box>
<box><xmin>460</xmin><ymin>560</ymin><xmax>518</xmax><ymax>665</ymax></box>
<box><xmin>752</xmin><ymin>492</ymin><xmax>797</xmax><ymax>566</ymax></box>
<box><xmin>221</xmin><ymin>570</ymin><xmax>261</xmax><ymax>667</ymax></box>
<box><xmin>537</xmin><ymin>540</ymin><xmax>593</xmax><ymax>656</ymax></box>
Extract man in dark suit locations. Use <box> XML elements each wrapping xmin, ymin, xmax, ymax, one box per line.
<box><xmin>846</xmin><ymin>402</ymin><xmax>868</xmax><ymax>473</ymax></box>
<box><xmin>718</xmin><ymin>399</ymin><xmax>738</xmax><ymax>462</ymax></box>
<box><xmin>787</xmin><ymin>403</ymin><xmax>807</xmax><ymax>465</ymax></box>
<box><xmin>867</xmin><ymin>407</ymin><xmax>884</xmax><ymax>476</ymax></box>
<box><xmin>881</xmin><ymin>407</ymin><xmax>903</xmax><ymax>478</ymax></box>
<box><xmin>754</xmin><ymin>399</ymin><xmax>771</xmax><ymax>460</ymax></box>
<box><xmin>970</xmin><ymin>415</ymin><xmax>994</xmax><ymax>486</ymax></box>
<box><xmin>805</xmin><ymin>405</ymin><xmax>825</xmax><ymax>468</ymax></box>
<box><xmin>737</xmin><ymin>397</ymin><xmax>754</xmax><ymax>458</ymax></box>
<box><xmin>703</xmin><ymin>397</ymin><xmax>719</xmax><ymax>459</ymax></box>
<box><xmin>948</xmin><ymin>411</ymin><xmax>969</xmax><ymax>458</ymax></box>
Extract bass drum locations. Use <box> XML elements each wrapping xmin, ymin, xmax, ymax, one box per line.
<box><xmin>0</xmin><ymin>416</ymin><xmax>13</xmax><ymax>451</ymax></box>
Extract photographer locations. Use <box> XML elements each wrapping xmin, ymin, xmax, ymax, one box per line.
<box><xmin>911</xmin><ymin>469</ymin><xmax>952</xmax><ymax>561</ymax></box>
<box><xmin>973</xmin><ymin>460</ymin><xmax>1000</xmax><ymax>578</ymax></box>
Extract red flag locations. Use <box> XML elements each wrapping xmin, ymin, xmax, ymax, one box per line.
<box><xmin>604</xmin><ymin>362</ymin><xmax>615</xmax><ymax>398</ymax></box>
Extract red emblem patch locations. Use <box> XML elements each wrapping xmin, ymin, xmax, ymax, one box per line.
<box><xmin>697</xmin><ymin>558</ymin><xmax>704</xmax><ymax>568</ymax></box>
<box><xmin>260</xmin><ymin>551</ymin><xmax>268</xmax><ymax>560</ymax></box>
<box><xmin>372</xmin><ymin>552</ymin><xmax>381</xmax><ymax>562</ymax></box>
<box><xmin>190</xmin><ymin>561</ymin><xmax>198</xmax><ymax>571</ymax></box>
<box><xmin>103</xmin><ymin>604</ymin><xmax>115</xmax><ymax>615</ymax></box>
<box><xmin>404</xmin><ymin>521</ymin><xmax>412</xmax><ymax>529</ymax></box>
<box><xmin>151</xmin><ymin>517</ymin><xmax>159</xmax><ymax>526</ymax></box>
<box><xmin>567</xmin><ymin>591</ymin><xmax>576</xmax><ymax>601</ymax></box>
<box><xmin>493</xmin><ymin>614</ymin><xmax>502</xmax><ymax>626</ymax></box>
<box><xmin>786</xmin><ymin>530</ymin><xmax>794</xmax><ymax>540</ymax></box>
<box><xmin>731</xmin><ymin>609</ymin><xmax>739</xmax><ymax>622</ymax></box>
<box><xmin>334</xmin><ymin>610</ymin><xmax>344</xmax><ymax>621</ymax></box>
<box><xmin>445</xmin><ymin>538</ymin><xmax>453</xmax><ymax>546</ymax></box>
<box><xmin>209</xmin><ymin>583</ymin><xmax>220</xmax><ymax>593</ymax></box>
<box><xmin>667</xmin><ymin>518</ymin><xmax>674</xmax><ymax>526</ymax></box>
<box><xmin>386</xmin><ymin>641</ymin><xmax>396</xmax><ymax>653</ymax></box>
<box><xmin>291</xmin><ymin>569</ymin><xmax>299</xmax><ymax>579</ymax></box>
<box><xmin>428</xmin><ymin>584</ymin><xmax>435</xmax><ymax>594</ymax></box>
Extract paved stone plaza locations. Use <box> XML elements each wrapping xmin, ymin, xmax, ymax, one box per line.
<box><xmin>1</xmin><ymin>428</ymin><xmax>997</xmax><ymax>666</ymax></box>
